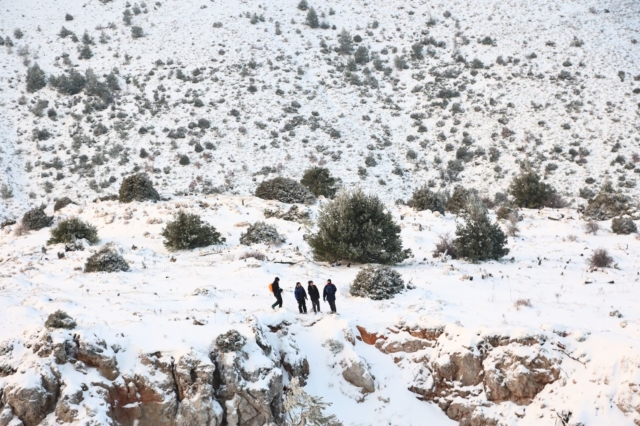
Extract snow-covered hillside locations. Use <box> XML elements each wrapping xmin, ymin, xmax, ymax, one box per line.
<box><xmin>0</xmin><ymin>0</ymin><xmax>639</xmax><ymax>216</ymax></box>
<box><xmin>0</xmin><ymin>195</ymin><xmax>639</xmax><ymax>425</ymax></box>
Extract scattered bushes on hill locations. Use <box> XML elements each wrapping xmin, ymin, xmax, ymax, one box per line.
<box><xmin>216</xmin><ymin>329</ymin><xmax>246</xmax><ymax>352</ymax></box>
<box><xmin>453</xmin><ymin>196</ymin><xmax>509</xmax><ymax>262</ymax></box>
<box><xmin>300</xmin><ymin>167</ymin><xmax>337</xmax><ymax>199</ymax></box>
<box><xmin>84</xmin><ymin>246</ymin><xmax>130</xmax><ymax>273</ymax></box>
<box><xmin>611</xmin><ymin>217</ymin><xmax>637</xmax><ymax>235</ymax></box>
<box><xmin>118</xmin><ymin>173</ymin><xmax>160</xmax><ymax>203</ymax></box>
<box><xmin>407</xmin><ymin>185</ymin><xmax>447</xmax><ymax>214</ymax></box>
<box><xmin>255</xmin><ymin>177</ymin><xmax>316</xmax><ymax>205</ymax></box>
<box><xmin>240</xmin><ymin>221</ymin><xmax>286</xmax><ymax>245</ymax></box>
<box><xmin>509</xmin><ymin>169</ymin><xmax>557</xmax><ymax>208</ymax></box>
<box><xmin>22</xmin><ymin>205</ymin><xmax>53</xmax><ymax>230</ymax></box>
<box><xmin>584</xmin><ymin>181</ymin><xmax>633</xmax><ymax>220</ymax></box>
<box><xmin>161</xmin><ymin>211</ymin><xmax>225</xmax><ymax>251</ymax></box>
<box><xmin>48</xmin><ymin>217</ymin><xmax>99</xmax><ymax>245</ymax></box>
<box><xmin>26</xmin><ymin>63</ymin><xmax>46</xmax><ymax>93</ymax></box>
<box><xmin>350</xmin><ymin>265</ymin><xmax>405</xmax><ymax>300</ymax></box>
<box><xmin>45</xmin><ymin>310</ymin><xmax>76</xmax><ymax>330</ymax></box>
<box><xmin>53</xmin><ymin>197</ymin><xmax>75</xmax><ymax>212</ymax></box>
<box><xmin>306</xmin><ymin>189</ymin><xmax>411</xmax><ymax>264</ymax></box>
<box><xmin>588</xmin><ymin>248</ymin><xmax>613</xmax><ymax>269</ymax></box>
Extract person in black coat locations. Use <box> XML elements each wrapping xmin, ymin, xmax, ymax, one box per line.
<box><xmin>307</xmin><ymin>281</ymin><xmax>320</xmax><ymax>313</ymax></box>
<box><xmin>271</xmin><ymin>277</ymin><xmax>283</xmax><ymax>310</ymax></box>
<box><xmin>323</xmin><ymin>279</ymin><xmax>337</xmax><ymax>313</ymax></box>
<box><xmin>294</xmin><ymin>282</ymin><xmax>308</xmax><ymax>314</ymax></box>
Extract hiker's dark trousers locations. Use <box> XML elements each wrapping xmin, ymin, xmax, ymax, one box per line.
<box><xmin>297</xmin><ymin>299</ymin><xmax>307</xmax><ymax>313</ymax></box>
<box><xmin>272</xmin><ymin>293</ymin><xmax>283</xmax><ymax>309</ymax></box>
<box><xmin>311</xmin><ymin>299</ymin><xmax>320</xmax><ymax>313</ymax></box>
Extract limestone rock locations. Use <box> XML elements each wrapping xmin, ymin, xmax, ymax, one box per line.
<box><xmin>341</xmin><ymin>358</ymin><xmax>375</xmax><ymax>394</ymax></box>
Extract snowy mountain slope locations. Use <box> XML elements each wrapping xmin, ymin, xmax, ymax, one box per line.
<box><xmin>0</xmin><ymin>0</ymin><xmax>639</xmax><ymax>218</ymax></box>
<box><xmin>0</xmin><ymin>195</ymin><xmax>639</xmax><ymax>424</ymax></box>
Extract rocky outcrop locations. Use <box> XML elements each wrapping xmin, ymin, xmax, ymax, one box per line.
<box><xmin>1</xmin><ymin>365</ymin><xmax>60</xmax><ymax>426</ymax></box>
<box><xmin>341</xmin><ymin>358</ymin><xmax>375</xmax><ymax>394</ymax></box>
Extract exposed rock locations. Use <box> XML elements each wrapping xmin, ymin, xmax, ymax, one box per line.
<box><xmin>74</xmin><ymin>334</ymin><xmax>119</xmax><ymax>380</ymax></box>
<box><xmin>2</xmin><ymin>366</ymin><xmax>60</xmax><ymax>426</ymax></box>
<box><xmin>341</xmin><ymin>358</ymin><xmax>375</xmax><ymax>393</ymax></box>
<box><xmin>0</xmin><ymin>406</ymin><xmax>24</xmax><ymax>426</ymax></box>
<box><xmin>54</xmin><ymin>389</ymin><xmax>83</xmax><ymax>423</ymax></box>
<box><xmin>174</xmin><ymin>351</ymin><xmax>223</xmax><ymax>426</ymax></box>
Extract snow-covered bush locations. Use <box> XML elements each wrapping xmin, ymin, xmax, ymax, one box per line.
<box><xmin>22</xmin><ymin>205</ymin><xmax>53</xmax><ymax>230</ymax></box>
<box><xmin>49</xmin><ymin>69</ymin><xmax>87</xmax><ymax>95</ymax></box>
<box><xmin>240</xmin><ymin>221</ymin><xmax>286</xmax><ymax>246</ymax></box>
<box><xmin>45</xmin><ymin>310</ymin><xmax>76</xmax><ymax>330</ymax></box>
<box><xmin>406</xmin><ymin>185</ymin><xmax>446</xmax><ymax>214</ymax></box>
<box><xmin>84</xmin><ymin>246</ymin><xmax>130</xmax><ymax>273</ymax></box>
<box><xmin>255</xmin><ymin>177</ymin><xmax>316</xmax><ymax>205</ymax></box>
<box><xmin>446</xmin><ymin>185</ymin><xmax>473</xmax><ymax>215</ymax></box>
<box><xmin>48</xmin><ymin>217</ymin><xmax>99</xmax><ymax>245</ymax></box>
<box><xmin>264</xmin><ymin>205</ymin><xmax>311</xmax><ymax>223</ymax></box>
<box><xmin>509</xmin><ymin>169</ymin><xmax>557</xmax><ymax>209</ymax></box>
<box><xmin>53</xmin><ymin>196</ymin><xmax>74</xmax><ymax>212</ymax></box>
<box><xmin>161</xmin><ymin>211</ymin><xmax>225</xmax><ymax>251</ymax></box>
<box><xmin>350</xmin><ymin>265</ymin><xmax>405</xmax><ymax>300</ymax></box>
<box><xmin>306</xmin><ymin>189</ymin><xmax>411</xmax><ymax>264</ymax></box>
<box><xmin>300</xmin><ymin>167</ymin><xmax>337</xmax><ymax>199</ymax></box>
<box><xmin>433</xmin><ymin>233</ymin><xmax>458</xmax><ymax>259</ymax></box>
<box><xmin>118</xmin><ymin>173</ymin><xmax>160</xmax><ymax>203</ymax></box>
<box><xmin>611</xmin><ymin>217</ymin><xmax>637</xmax><ymax>235</ymax></box>
<box><xmin>453</xmin><ymin>196</ymin><xmax>509</xmax><ymax>262</ymax></box>
<box><xmin>588</xmin><ymin>248</ymin><xmax>613</xmax><ymax>269</ymax></box>
<box><xmin>284</xmin><ymin>377</ymin><xmax>342</xmax><ymax>426</ymax></box>
<box><xmin>26</xmin><ymin>63</ymin><xmax>46</xmax><ymax>93</ymax></box>
<box><xmin>215</xmin><ymin>329</ymin><xmax>246</xmax><ymax>353</ymax></box>
<box><xmin>584</xmin><ymin>181</ymin><xmax>633</xmax><ymax>220</ymax></box>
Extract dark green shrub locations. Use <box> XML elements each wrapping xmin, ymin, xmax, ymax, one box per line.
<box><xmin>45</xmin><ymin>310</ymin><xmax>76</xmax><ymax>329</ymax></box>
<box><xmin>255</xmin><ymin>177</ymin><xmax>316</xmax><ymax>205</ymax></box>
<box><xmin>26</xmin><ymin>63</ymin><xmax>47</xmax><ymax>93</ymax></box>
<box><xmin>216</xmin><ymin>330</ymin><xmax>246</xmax><ymax>352</ymax></box>
<box><xmin>407</xmin><ymin>186</ymin><xmax>447</xmax><ymax>214</ymax></box>
<box><xmin>118</xmin><ymin>173</ymin><xmax>160</xmax><ymax>203</ymax></box>
<box><xmin>22</xmin><ymin>205</ymin><xmax>53</xmax><ymax>230</ymax></box>
<box><xmin>78</xmin><ymin>45</ymin><xmax>93</xmax><ymax>59</ymax></box>
<box><xmin>509</xmin><ymin>170</ymin><xmax>556</xmax><ymax>208</ymax></box>
<box><xmin>300</xmin><ymin>167</ymin><xmax>337</xmax><ymax>199</ymax></box>
<box><xmin>611</xmin><ymin>217</ymin><xmax>637</xmax><ymax>235</ymax></box>
<box><xmin>354</xmin><ymin>46</ymin><xmax>369</xmax><ymax>64</ymax></box>
<box><xmin>350</xmin><ymin>265</ymin><xmax>405</xmax><ymax>300</ymax></box>
<box><xmin>131</xmin><ymin>26</ymin><xmax>144</xmax><ymax>38</ymax></box>
<box><xmin>584</xmin><ymin>181</ymin><xmax>633</xmax><ymax>220</ymax></box>
<box><xmin>239</xmin><ymin>221</ymin><xmax>286</xmax><ymax>245</ymax></box>
<box><xmin>48</xmin><ymin>217</ymin><xmax>99</xmax><ymax>245</ymax></box>
<box><xmin>179</xmin><ymin>155</ymin><xmax>190</xmax><ymax>165</ymax></box>
<box><xmin>84</xmin><ymin>246</ymin><xmax>130</xmax><ymax>273</ymax></box>
<box><xmin>453</xmin><ymin>197</ymin><xmax>509</xmax><ymax>262</ymax></box>
<box><xmin>337</xmin><ymin>29</ymin><xmax>353</xmax><ymax>54</ymax></box>
<box><xmin>306</xmin><ymin>189</ymin><xmax>411</xmax><ymax>264</ymax></box>
<box><xmin>161</xmin><ymin>211</ymin><xmax>225</xmax><ymax>251</ymax></box>
<box><xmin>306</xmin><ymin>7</ymin><xmax>319</xmax><ymax>28</ymax></box>
<box><xmin>445</xmin><ymin>186</ymin><xmax>472</xmax><ymax>215</ymax></box>
<box><xmin>49</xmin><ymin>69</ymin><xmax>86</xmax><ymax>95</ymax></box>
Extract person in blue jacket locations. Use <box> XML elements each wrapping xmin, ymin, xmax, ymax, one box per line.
<box><xmin>294</xmin><ymin>282</ymin><xmax>308</xmax><ymax>314</ymax></box>
<box><xmin>323</xmin><ymin>279</ymin><xmax>337</xmax><ymax>314</ymax></box>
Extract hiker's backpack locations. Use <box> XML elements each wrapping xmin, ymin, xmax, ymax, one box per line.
<box><xmin>268</xmin><ymin>283</ymin><xmax>274</xmax><ymax>293</ymax></box>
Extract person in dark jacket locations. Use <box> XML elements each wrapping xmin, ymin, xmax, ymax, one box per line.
<box><xmin>307</xmin><ymin>281</ymin><xmax>320</xmax><ymax>313</ymax></box>
<box><xmin>323</xmin><ymin>279</ymin><xmax>337</xmax><ymax>313</ymax></box>
<box><xmin>294</xmin><ymin>282</ymin><xmax>307</xmax><ymax>314</ymax></box>
<box><xmin>271</xmin><ymin>277</ymin><xmax>283</xmax><ymax>310</ymax></box>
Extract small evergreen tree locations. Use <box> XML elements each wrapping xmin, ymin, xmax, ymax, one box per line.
<box><xmin>350</xmin><ymin>265</ymin><xmax>405</xmax><ymax>300</ymax></box>
<box><xmin>406</xmin><ymin>185</ymin><xmax>447</xmax><ymax>214</ymax></box>
<box><xmin>453</xmin><ymin>196</ymin><xmax>509</xmax><ymax>262</ymax></box>
<box><xmin>118</xmin><ymin>173</ymin><xmax>160</xmax><ymax>203</ymax></box>
<box><xmin>48</xmin><ymin>217</ymin><xmax>99</xmax><ymax>245</ymax></box>
<box><xmin>284</xmin><ymin>377</ymin><xmax>343</xmax><ymax>426</ymax></box>
<box><xmin>26</xmin><ymin>63</ymin><xmax>46</xmax><ymax>93</ymax></box>
<box><xmin>22</xmin><ymin>205</ymin><xmax>53</xmax><ymax>230</ymax></box>
<box><xmin>337</xmin><ymin>29</ymin><xmax>353</xmax><ymax>54</ymax></box>
<box><xmin>84</xmin><ymin>246</ymin><xmax>130</xmax><ymax>273</ymax></box>
<box><xmin>509</xmin><ymin>169</ymin><xmax>556</xmax><ymax>208</ymax></box>
<box><xmin>300</xmin><ymin>167</ymin><xmax>337</xmax><ymax>198</ymax></box>
<box><xmin>584</xmin><ymin>180</ymin><xmax>633</xmax><ymax>220</ymax></box>
<box><xmin>306</xmin><ymin>189</ymin><xmax>411</xmax><ymax>264</ymax></box>
<box><xmin>161</xmin><ymin>211</ymin><xmax>225</xmax><ymax>251</ymax></box>
<box><xmin>240</xmin><ymin>222</ymin><xmax>286</xmax><ymax>245</ymax></box>
<box><xmin>354</xmin><ymin>45</ymin><xmax>370</xmax><ymax>64</ymax></box>
<box><xmin>445</xmin><ymin>185</ymin><xmax>472</xmax><ymax>215</ymax></box>
<box><xmin>78</xmin><ymin>45</ymin><xmax>93</xmax><ymax>59</ymax></box>
<box><xmin>255</xmin><ymin>177</ymin><xmax>316</xmax><ymax>205</ymax></box>
<box><xmin>297</xmin><ymin>0</ymin><xmax>308</xmax><ymax>11</ymax></box>
<box><xmin>306</xmin><ymin>7</ymin><xmax>319</xmax><ymax>28</ymax></box>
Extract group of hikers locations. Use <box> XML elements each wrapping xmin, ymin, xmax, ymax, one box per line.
<box><xmin>269</xmin><ymin>277</ymin><xmax>338</xmax><ymax>314</ymax></box>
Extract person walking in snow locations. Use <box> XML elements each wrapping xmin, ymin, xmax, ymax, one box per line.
<box><xmin>323</xmin><ymin>279</ymin><xmax>337</xmax><ymax>314</ymax></box>
<box><xmin>307</xmin><ymin>281</ymin><xmax>321</xmax><ymax>314</ymax></box>
<box><xmin>294</xmin><ymin>282</ymin><xmax>308</xmax><ymax>314</ymax></box>
<box><xmin>271</xmin><ymin>277</ymin><xmax>284</xmax><ymax>310</ymax></box>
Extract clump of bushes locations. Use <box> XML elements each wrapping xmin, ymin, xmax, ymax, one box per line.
<box><xmin>161</xmin><ymin>211</ymin><xmax>225</xmax><ymax>251</ymax></box>
<box><xmin>49</xmin><ymin>69</ymin><xmax>86</xmax><ymax>95</ymax></box>
<box><xmin>53</xmin><ymin>197</ymin><xmax>75</xmax><ymax>212</ymax></box>
<box><xmin>22</xmin><ymin>205</ymin><xmax>53</xmax><ymax>230</ymax></box>
<box><xmin>240</xmin><ymin>221</ymin><xmax>286</xmax><ymax>245</ymax></box>
<box><xmin>45</xmin><ymin>310</ymin><xmax>76</xmax><ymax>330</ymax></box>
<box><xmin>350</xmin><ymin>265</ymin><xmax>405</xmax><ymax>300</ymax></box>
<box><xmin>407</xmin><ymin>185</ymin><xmax>447</xmax><ymax>214</ymax></box>
<box><xmin>300</xmin><ymin>167</ymin><xmax>337</xmax><ymax>199</ymax></box>
<box><xmin>255</xmin><ymin>177</ymin><xmax>316</xmax><ymax>205</ymax></box>
<box><xmin>84</xmin><ymin>246</ymin><xmax>130</xmax><ymax>273</ymax></box>
<box><xmin>445</xmin><ymin>186</ymin><xmax>473</xmax><ymax>215</ymax></box>
<box><xmin>48</xmin><ymin>217</ymin><xmax>99</xmax><ymax>245</ymax></box>
<box><xmin>584</xmin><ymin>181</ymin><xmax>633</xmax><ymax>220</ymax></box>
<box><xmin>588</xmin><ymin>248</ymin><xmax>613</xmax><ymax>269</ymax></box>
<box><xmin>263</xmin><ymin>205</ymin><xmax>311</xmax><ymax>223</ymax></box>
<box><xmin>306</xmin><ymin>189</ymin><xmax>411</xmax><ymax>264</ymax></box>
<box><xmin>509</xmin><ymin>169</ymin><xmax>558</xmax><ymax>208</ymax></box>
<box><xmin>453</xmin><ymin>196</ymin><xmax>509</xmax><ymax>262</ymax></box>
<box><xmin>611</xmin><ymin>217</ymin><xmax>637</xmax><ymax>235</ymax></box>
<box><xmin>118</xmin><ymin>173</ymin><xmax>160</xmax><ymax>203</ymax></box>
<box><xmin>433</xmin><ymin>233</ymin><xmax>458</xmax><ymax>259</ymax></box>
<box><xmin>216</xmin><ymin>329</ymin><xmax>246</xmax><ymax>353</ymax></box>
